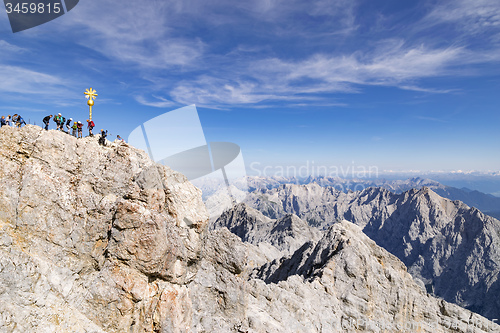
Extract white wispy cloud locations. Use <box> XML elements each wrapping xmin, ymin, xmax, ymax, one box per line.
<box><xmin>167</xmin><ymin>42</ymin><xmax>465</xmax><ymax>107</ymax></box>
<box><xmin>0</xmin><ymin>38</ymin><xmax>81</xmax><ymax>105</ymax></box>
<box><xmin>50</xmin><ymin>0</ymin><xmax>360</xmax><ymax>74</ymax></box>
<box><xmin>399</xmin><ymin>85</ymin><xmax>458</xmax><ymax>94</ymax></box>
<box><xmin>170</xmin><ymin>77</ymin><xmax>291</xmax><ymax>107</ymax></box>
<box><xmin>14</xmin><ymin>0</ymin><xmax>498</xmax><ymax>109</ymax></box>
<box><xmin>0</xmin><ymin>40</ymin><xmax>27</xmax><ymax>54</ymax></box>
<box><xmin>58</xmin><ymin>0</ymin><xmax>205</xmax><ymax>70</ymax></box>
<box><xmin>0</xmin><ymin>106</ymin><xmax>47</xmax><ymax>113</ymax></box>
<box><xmin>135</xmin><ymin>95</ymin><xmax>176</xmax><ymax>108</ymax></box>
<box><xmin>414</xmin><ymin>116</ymin><xmax>449</xmax><ymax>123</ymax></box>
<box><xmin>164</xmin><ymin>0</ymin><xmax>359</xmax><ymax>36</ymax></box>
<box><xmin>426</xmin><ymin>0</ymin><xmax>500</xmax><ymax>33</ymax></box>
<box><xmin>54</xmin><ymin>0</ymin><xmax>364</xmax><ymax>108</ymax></box>
<box><xmin>0</xmin><ymin>65</ymin><xmax>66</xmax><ymax>95</ymax></box>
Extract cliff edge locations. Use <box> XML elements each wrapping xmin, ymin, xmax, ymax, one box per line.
<box><xmin>0</xmin><ymin>125</ymin><xmax>207</xmax><ymax>332</ymax></box>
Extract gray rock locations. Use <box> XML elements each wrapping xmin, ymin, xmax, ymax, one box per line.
<box><xmin>1</xmin><ymin>126</ymin><xmax>498</xmax><ymax>333</ymax></box>
<box><xmin>0</xmin><ymin>125</ymin><xmax>207</xmax><ymax>332</ymax></box>
<box><xmin>212</xmin><ymin>203</ymin><xmax>321</xmax><ymax>257</ymax></box>
<box><xmin>244</xmin><ymin>183</ymin><xmax>500</xmax><ymax>321</ymax></box>
<box><xmin>192</xmin><ymin>221</ymin><xmax>500</xmax><ymax>332</ymax></box>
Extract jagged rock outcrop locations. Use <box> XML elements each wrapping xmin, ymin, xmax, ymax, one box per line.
<box><xmin>244</xmin><ymin>183</ymin><xmax>500</xmax><ymax>320</ymax></box>
<box><xmin>191</xmin><ymin>221</ymin><xmax>499</xmax><ymax>332</ymax></box>
<box><xmin>1</xmin><ymin>126</ymin><xmax>498</xmax><ymax>333</ymax></box>
<box><xmin>249</xmin><ymin>221</ymin><xmax>498</xmax><ymax>333</ymax></box>
<box><xmin>0</xmin><ymin>125</ymin><xmax>207</xmax><ymax>332</ymax></box>
<box><xmin>211</xmin><ymin>203</ymin><xmax>321</xmax><ymax>257</ymax></box>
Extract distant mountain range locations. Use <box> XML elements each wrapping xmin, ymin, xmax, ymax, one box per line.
<box><xmin>202</xmin><ymin>175</ymin><xmax>500</xmax><ymax>320</ymax></box>
<box><xmin>235</xmin><ymin>184</ymin><xmax>500</xmax><ymax>320</ymax></box>
<box><xmin>194</xmin><ymin>175</ymin><xmax>500</xmax><ymax>216</ymax></box>
<box><xmin>380</xmin><ymin>171</ymin><xmax>500</xmax><ymax>197</ymax></box>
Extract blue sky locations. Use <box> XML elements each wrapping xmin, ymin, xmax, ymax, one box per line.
<box><xmin>0</xmin><ymin>0</ymin><xmax>499</xmax><ymax>174</ymax></box>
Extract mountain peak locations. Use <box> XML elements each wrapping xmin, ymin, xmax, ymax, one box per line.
<box><xmin>2</xmin><ymin>126</ymin><xmax>498</xmax><ymax>332</ymax></box>
<box><xmin>213</xmin><ymin>204</ymin><xmax>320</xmax><ymax>257</ymax></box>
<box><xmin>250</xmin><ymin>220</ymin><xmax>498</xmax><ymax>332</ymax></box>
<box><xmin>244</xmin><ymin>178</ymin><xmax>500</xmax><ymax>320</ymax></box>
<box><xmin>0</xmin><ymin>125</ymin><xmax>209</xmax><ymax>332</ymax></box>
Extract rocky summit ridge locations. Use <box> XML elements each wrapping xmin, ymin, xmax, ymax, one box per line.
<box><xmin>0</xmin><ymin>125</ymin><xmax>498</xmax><ymax>332</ymax></box>
<box><xmin>0</xmin><ymin>125</ymin><xmax>208</xmax><ymax>332</ymax></box>
<box><xmin>244</xmin><ymin>183</ymin><xmax>500</xmax><ymax>321</ymax></box>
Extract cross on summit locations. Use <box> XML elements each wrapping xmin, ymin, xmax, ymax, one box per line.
<box><xmin>84</xmin><ymin>88</ymin><xmax>98</xmax><ymax>121</ymax></box>
<box><xmin>84</xmin><ymin>88</ymin><xmax>98</xmax><ymax>100</ymax></box>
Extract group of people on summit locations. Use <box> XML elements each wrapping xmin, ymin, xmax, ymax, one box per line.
<box><xmin>0</xmin><ymin>112</ymin><xmax>124</xmax><ymax>147</ymax></box>
<box><xmin>42</xmin><ymin>113</ymin><xmax>117</xmax><ymax>146</ymax></box>
<box><xmin>0</xmin><ymin>114</ymin><xmax>26</xmax><ymax>128</ymax></box>
<box><xmin>43</xmin><ymin>113</ymin><xmax>89</xmax><ymax>138</ymax></box>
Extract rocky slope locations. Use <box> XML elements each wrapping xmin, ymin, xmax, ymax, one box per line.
<box><xmin>251</xmin><ymin>221</ymin><xmax>498</xmax><ymax>332</ymax></box>
<box><xmin>211</xmin><ymin>203</ymin><xmax>321</xmax><ymax>257</ymax></box>
<box><xmin>244</xmin><ymin>183</ymin><xmax>500</xmax><ymax>320</ymax></box>
<box><xmin>193</xmin><ymin>221</ymin><xmax>499</xmax><ymax>332</ymax></box>
<box><xmin>0</xmin><ymin>126</ymin><xmax>498</xmax><ymax>332</ymax></box>
<box><xmin>0</xmin><ymin>125</ymin><xmax>208</xmax><ymax>332</ymax></box>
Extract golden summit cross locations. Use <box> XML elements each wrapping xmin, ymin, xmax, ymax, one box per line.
<box><xmin>84</xmin><ymin>88</ymin><xmax>98</xmax><ymax>100</ymax></box>
<box><xmin>84</xmin><ymin>88</ymin><xmax>98</xmax><ymax>121</ymax></box>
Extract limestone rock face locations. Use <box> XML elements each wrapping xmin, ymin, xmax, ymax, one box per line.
<box><xmin>0</xmin><ymin>125</ymin><xmax>207</xmax><ymax>332</ymax></box>
<box><xmin>192</xmin><ymin>221</ymin><xmax>499</xmax><ymax>333</ymax></box>
<box><xmin>212</xmin><ymin>203</ymin><xmax>321</xmax><ymax>257</ymax></box>
<box><xmin>244</xmin><ymin>183</ymin><xmax>500</xmax><ymax>321</ymax></box>
<box><xmin>1</xmin><ymin>126</ymin><xmax>499</xmax><ymax>333</ymax></box>
<box><xmin>248</xmin><ymin>221</ymin><xmax>498</xmax><ymax>333</ymax></box>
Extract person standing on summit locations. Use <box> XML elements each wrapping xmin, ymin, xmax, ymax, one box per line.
<box><xmin>71</xmin><ymin>122</ymin><xmax>77</xmax><ymax>137</ymax></box>
<box><xmin>43</xmin><ymin>115</ymin><xmax>53</xmax><ymax>130</ymax></box>
<box><xmin>15</xmin><ymin>115</ymin><xmax>26</xmax><ymax>128</ymax></box>
<box><xmin>59</xmin><ymin>115</ymin><xmax>66</xmax><ymax>131</ymax></box>
<box><xmin>77</xmin><ymin>121</ymin><xmax>83</xmax><ymax>138</ymax></box>
<box><xmin>98</xmin><ymin>129</ymin><xmax>108</xmax><ymax>146</ymax></box>
<box><xmin>87</xmin><ymin>119</ymin><xmax>95</xmax><ymax>137</ymax></box>
<box><xmin>65</xmin><ymin>118</ymin><xmax>73</xmax><ymax>133</ymax></box>
<box><xmin>53</xmin><ymin>113</ymin><xmax>62</xmax><ymax>130</ymax></box>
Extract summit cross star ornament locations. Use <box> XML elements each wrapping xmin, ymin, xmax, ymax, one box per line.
<box><xmin>84</xmin><ymin>88</ymin><xmax>98</xmax><ymax>121</ymax></box>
